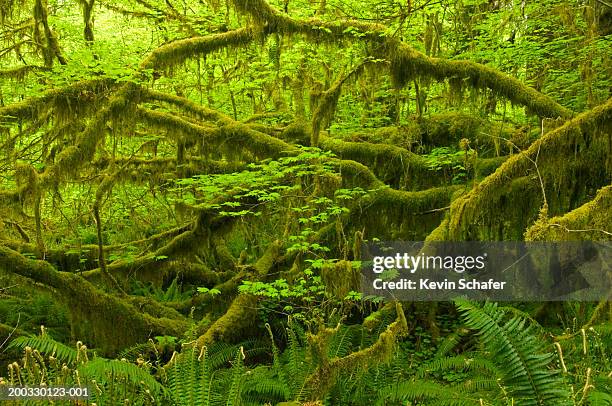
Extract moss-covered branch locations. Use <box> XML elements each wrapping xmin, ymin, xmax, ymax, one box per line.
<box><xmin>388</xmin><ymin>43</ymin><xmax>573</xmax><ymax>119</ymax></box>
<box><xmin>311</xmin><ymin>64</ymin><xmax>366</xmax><ymax>146</ymax></box>
<box><xmin>141</xmin><ymin>28</ymin><xmax>255</xmax><ymax>70</ymax></box>
<box><xmin>321</xmin><ymin>133</ymin><xmax>431</xmax><ymax>189</ymax></box>
<box><xmin>94</xmin><ymin>156</ymin><xmax>245</xmax><ymax>181</ymax></box>
<box><xmin>34</xmin><ymin>0</ymin><xmax>68</xmax><ymax>66</ymax></box>
<box><xmin>137</xmin><ymin>107</ymin><xmax>291</xmax><ymax>159</ymax></box>
<box><xmin>303</xmin><ymin>302</ymin><xmax>408</xmax><ymax>400</ymax></box>
<box><xmin>525</xmin><ymin>185</ymin><xmax>612</xmax><ymax>241</ymax></box>
<box><xmin>194</xmin><ymin>241</ymin><xmax>281</xmax><ymax>347</ymax></box>
<box><xmin>447</xmin><ymin>98</ymin><xmax>612</xmax><ymax>240</ymax></box>
<box><xmin>0</xmin><ymin>65</ymin><xmax>49</xmax><ymax>80</ymax></box>
<box><xmin>0</xmin><ymin>79</ymin><xmax>114</xmax><ymax>122</ymax></box>
<box><xmin>229</xmin><ymin>0</ymin><xmax>572</xmax><ymax>119</ymax></box>
<box><xmin>37</xmin><ymin>83</ymin><xmax>140</xmax><ymax>188</ymax></box>
<box><xmin>0</xmin><ymin>246</ymin><xmax>189</xmax><ymax>354</ymax></box>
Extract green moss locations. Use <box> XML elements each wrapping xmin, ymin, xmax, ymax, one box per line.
<box><xmin>0</xmin><ymin>79</ymin><xmax>113</xmax><ymax>123</ymax></box>
<box><xmin>303</xmin><ymin>302</ymin><xmax>407</xmax><ymax>400</ymax></box>
<box><xmin>142</xmin><ymin>28</ymin><xmax>255</xmax><ymax>70</ymax></box>
<box><xmin>138</xmin><ymin>103</ymin><xmax>293</xmax><ymax>160</ymax></box>
<box><xmin>194</xmin><ymin>241</ymin><xmax>280</xmax><ymax>347</ymax></box>
<box><xmin>358</xmin><ymin>185</ymin><xmax>461</xmax><ymax>240</ymax></box>
<box><xmin>138</xmin><ymin>108</ymin><xmax>220</xmax><ymax>143</ymax></box>
<box><xmin>389</xmin><ymin>43</ymin><xmax>573</xmax><ymax>119</ymax></box>
<box><xmin>448</xmin><ymin>98</ymin><xmax>612</xmax><ymax>241</ymax></box>
<box><xmin>195</xmin><ymin>293</ymin><xmax>258</xmax><ymax>347</ymax></box>
<box><xmin>281</xmin><ymin>121</ymin><xmax>311</xmax><ymax>145</ymax></box>
<box><xmin>0</xmin><ymin>323</ymin><xmax>26</xmax><ymax>339</ymax></box>
<box><xmin>425</xmin><ymin>218</ymin><xmax>450</xmax><ymax>242</ymax></box>
<box><xmin>212</xmin><ymin>235</ymin><xmax>237</xmax><ymax>271</ymax></box>
<box><xmin>310</xmin><ymin>68</ymin><xmax>363</xmax><ymax>146</ymax></box>
<box><xmin>0</xmin><ymin>66</ymin><xmax>49</xmax><ymax>81</ymax></box>
<box><xmin>474</xmin><ymin>156</ymin><xmax>508</xmax><ymax>178</ymax></box>
<box><xmin>143</xmin><ymin>89</ymin><xmax>229</xmax><ymax>122</ymax></box>
<box><xmin>525</xmin><ymin>185</ymin><xmax>612</xmax><ymax>241</ymax></box>
<box><xmin>0</xmin><ymin>247</ymin><xmax>188</xmax><ymax>355</ymax></box>
<box><xmin>321</xmin><ymin>260</ymin><xmax>359</xmax><ymax>299</ymax></box>
<box><xmin>362</xmin><ymin>302</ymin><xmax>396</xmax><ymax>331</ymax></box>
<box><xmin>320</xmin><ymin>134</ymin><xmax>433</xmax><ymax>189</ymax></box>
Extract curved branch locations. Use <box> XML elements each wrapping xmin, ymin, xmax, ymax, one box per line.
<box><xmin>0</xmin><ymin>246</ymin><xmax>189</xmax><ymax>354</ymax></box>
<box><xmin>229</xmin><ymin>0</ymin><xmax>572</xmax><ymax>119</ymax></box>
<box><xmin>447</xmin><ymin>98</ymin><xmax>612</xmax><ymax>240</ymax></box>
<box><xmin>141</xmin><ymin>28</ymin><xmax>255</xmax><ymax>70</ymax></box>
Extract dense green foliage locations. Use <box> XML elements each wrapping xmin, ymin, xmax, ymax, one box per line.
<box><xmin>0</xmin><ymin>0</ymin><xmax>610</xmax><ymax>404</ymax></box>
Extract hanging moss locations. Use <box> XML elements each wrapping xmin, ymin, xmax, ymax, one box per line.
<box><xmin>217</xmin><ymin>121</ymin><xmax>292</xmax><ymax>158</ymax></box>
<box><xmin>310</xmin><ymin>66</ymin><xmax>365</xmax><ymax>146</ymax></box>
<box><xmin>388</xmin><ymin>43</ymin><xmax>574</xmax><ymax>119</ymax></box>
<box><xmin>33</xmin><ymin>0</ymin><xmax>67</xmax><ymax>66</ymax></box>
<box><xmin>419</xmin><ymin>112</ymin><xmax>493</xmax><ymax>150</ymax></box>
<box><xmin>230</xmin><ymin>0</ymin><xmax>385</xmax><ymax>43</ymax></box>
<box><xmin>525</xmin><ymin>185</ymin><xmax>611</xmax><ymax>241</ymax></box>
<box><xmin>15</xmin><ymin>163</ymin><xmax>39</xmax><ymax>200</ymax></box>
<box><xmin>228</xmin><ymin>0</ymin><xmax>573</xmax><ymax>120</ymax></box>
<box><xmin>138</xmin><ymin>108</ymin><xmax>220</xmax><ymax>143</ymax></box>
<box><xmin>0</xmin><ymin>246</ymin><xmax>189</xmax><ymax>355</ymax></box>
<box><xmin>448</xmin><ymin>98</ymin><xmax>612</xmax><ymax>241</ymax></box>
<box><xmin>78</xmin><ymin>212</ymin><xmax>231</xmax><ymax>286</ymax></box>
<box><xmin>94</xmin><ymin>156</ymin><xmax>245</xmax><ymax>186</ymax></box>
<box><xmin>321</xmin><ymin>260</ymin><xmax>359</xmax><ymax>299</ymax></box>
<box><xmin>0</xmin><ymin>79</ymin><xmax>114</xmax><ymax>123</ymax></box>
<box><xmin>303</xmin><ymin>302</ymin><xmax>407</xmax><ymax>401</ymax></box>
<box><xmin>212</xmin><ymin>235</ymin><xmax>237</xmax><ymax>271</ymax></box>
<box><xmin>141</xmin><ymin>28</ymin><xmax>255</xmax><ymax>70</ymax></box>
<box><xmin>143</xmin><ymin>89</ymin><xmax>230</xmax><ymax>122</ymax></box>
<box><xmin>358</xmin><ymin>185</ymin><xmax>461</xmax><ymax>240</ymax></box>
<box><xmin>35</xmin><ymin>83</ymin><xmax>140</xmax><ymax>191</ymax></box>
<box><xmin>0</xmin><ymin>65</ymin><xmax>49</xmax><ymax>81</ymax></box>
<box><xmin>347</xmin><ymin>124</ymin><xmax>418</xmax><ymax>150</ymax></box>
<box><xmin>138</xmin><ymin>105</ymin><xmax>293</xmax><ymax>160</ymax></box>
<box><xmin>320</xmin><ymin>134</ymin><xmax>433</xmax><ymax>189</ymax></box>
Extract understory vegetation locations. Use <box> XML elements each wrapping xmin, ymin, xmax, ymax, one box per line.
<box><xmin>0</xmin><ymin>0</ymin><xmax>610</xmax><ymax>404</ymax></box>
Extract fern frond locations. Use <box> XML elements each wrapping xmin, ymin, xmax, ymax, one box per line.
<box><xmin>588</xmin><ymin>390</ymin><xmax>612</xmax><ymax>406</ymax></box>
<box><xmin>435</xmin><ymin>329</ymin><xmax>467</xmax><ymax>358</ymax></box>
<box><xmin>417</xmin><ymin>355</ymin><xmax>498</xmax><ymax>378</ymax></box>
<box><xmin>225</xmin><ymin>348</ymin><xmax>245</xmax><ymax>406</ymax></box>
<box><xmin>242</xmin><ymin>374</ymin><xmax>291</xmax><ymax>403</ymax></box>
<box><xmin>461</xmin><ymin>377</ymin><xmax>502</xmax><ymax>392</ymax></box>
<box><xmin>377</xmin><ymin>379</ymin><xmax>482</xmax><ymax>406</ymax></box>
<box><xmin>78</xmin><ymin>358</ymin><xmax>164</xmax><ymax>395</ymax></box>
<box><xmin>456</xmin><ymin>300</ymin><xmax>571</xmax><ymax>406</ymax></box>
<box><xmin>166</xmin><ymin>346</ymin><xmax>213</xmax><ymax>406</ymax></box>
<box><xmin>118</xmin><ymin>340</ymin><xmax>157</xmax><ymax>361</ymax></box>
<box><xmin>285</xmin><ymin>323</ymin><xmax>309</xmax><ymax>399</ymax></box>
<box><xmin>9</xmin><ymin>336</ymin><xmax>78</xmax><ymax>364</ymax></box>
<box><xmin>328</xmin><ymin>324</ymin><xmax>359</xmax><ymax>358</ymax></box>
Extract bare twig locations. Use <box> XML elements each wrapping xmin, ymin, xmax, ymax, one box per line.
<box><xmin>0</xmin><ymin>313</ymin><xmax>20</xmax><ymax>352</ymax></box>
<box><xmin>548</xmin><ymin>223</ymin><xmax>612</xmax><ymax>237</ymax></box>
<box><xmin>480</xmin><ymin>131</ymin><xmax>548</xmax><ymax>210</ymax></box>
